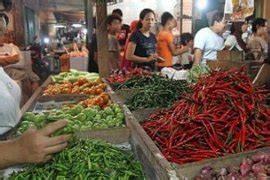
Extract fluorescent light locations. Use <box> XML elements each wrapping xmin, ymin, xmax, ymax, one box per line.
<box><xmin>44</xmin><ymin>38</ymin><xmax>50</xmax><ymax>44</ymax></box>
<box><xmin>72</xmin><ymin>24</ymin><xmax>82</xmax><ymax>28</ymax></box>
<box><xmin>197</xmin><ymin>0</ymin><xmax>207</xmax><ymax>10</ymax></box>
<box><xmin>54</xmin><ymin>24</ymin><xmax>66</xmax><ymax>28</ymax></box>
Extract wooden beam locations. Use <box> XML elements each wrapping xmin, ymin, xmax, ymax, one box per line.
<box><xmin>96</xmin><ymin>0</ymin><xmax>110</xmax><ymax>78</ymax></box>
<box><xmin>263</xmin><ymin>0</ymin><xmax>270</xmax><ymax>20</ymax></box>
<box><xmin>14</xmin><ymin>0</ymin><xmax>25</xmax><ymax>46</ymax></box>
<box><xmin>85</xmin><ymin>0</ymin><xmax>94</xmax><ymax>44</ymax></box>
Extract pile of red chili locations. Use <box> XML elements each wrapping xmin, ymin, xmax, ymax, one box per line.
<box><xmin>107</xmin><ymin>68</ymin><xmax>152</xmax><ymax>84</ymax></box>
<box><xmin>142</xmin><ymin>67</ymin><xmax>270</xmax><ymax>165</ymax></box>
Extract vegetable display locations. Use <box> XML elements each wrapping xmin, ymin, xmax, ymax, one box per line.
<box><xmin>79</xmin><ymin>92</ymin><xmax>111</xmax><ymax>108</ymax></box>
<box><xmin>107</xmin><ymin>68</ymin><xmax>151</xmax><ymax>84</ymax></box>
<box><xmin>43</xmin><ymin>78</ymin><xmax>106</xmax><ymax>96</ymax></box>
<box><xmin>195</xmin><ymin>152</ymin><xmax>270</xmax><ymax>179</ymax></box>
<box><xmin>10</xmin><ymin>139</ymin><xmax>145</xmax><ymax>180</ymax></box>
<box><xmin>18</xmin><ymin>104</ymin><xmax>125</xmax><ymax>134</ymax></box>
<box><xmin>115</xmin><ymin>74</ymin><xmax>168</xmax><ymax>90</ymax></box>
<box><xmin>126</xmin><ymin>76</ymin><xmax>190</xmax><ymax>110</ymax></box>
<box><xmin>51</xmin><ymin>69</ymin><xmax>99</xmax><ymax>83</ymax></box>
<box><xmin>142</xmin><ymin>67</ymin><xmax>270</xmax><ymax>164</ymax></box>
<box><xmin>187</xmin><ymin>65</ymin><xmax>210</xmax><ymax>83</ymax></box>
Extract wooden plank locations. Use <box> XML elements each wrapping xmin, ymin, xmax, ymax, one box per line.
<box><xmin>175</xmin><ymin>147</ymin><xmax>270</xmax><ymax>179</ymax></box>
<box><xmin>21</xmin><ymin>76</ymin><xmax>52</xmax><ymax>114</ymax></box>
<box><xmin>20</xmin><ymin>86</ymin><xmax>43</xmax><ymax>115</ymax></box>
<box><xmin>253</xmin><ymin>63</ymin><xmax>270</xmax><ymax>86</ymax></box>
<box><xmin>41</xmin><ymin>76</ymin><xmax>52</xmax><ymax>88</ymax></box>
<box><xmin>96</xmin><ymin>0</ymin><xmax>110</xmax><ymax>78</ymax></box>
<box><xmin>122</xmin><ymin>105</ymin><xmax>178</xmax><ymax>180</ymax></box>
<box><xmin>76</xmin><ymin>127</ymin><xmax>130</xmax><ymax>144</ymax></box>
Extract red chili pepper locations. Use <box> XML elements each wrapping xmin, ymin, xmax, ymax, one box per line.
<box><xmin>141</xmin><ymin>67</ymin><xmax>270</xmax><ymax>165</ymax></box>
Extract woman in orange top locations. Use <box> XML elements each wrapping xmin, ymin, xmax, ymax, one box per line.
<box><xmin>157</xmin><ymin>12</ymin><xmax>189</xmax><ymax>68</ymax></box>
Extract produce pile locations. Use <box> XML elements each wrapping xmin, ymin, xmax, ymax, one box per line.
<box><xmin>18</xmin><ymin>104</ymin><xmax>125</xmax><ymax>134</ymax></box>
<box><xmin>43</xmin><ymin>78</ymin><xmax>106</xmax><ymax>96</ymax></box>
<box><xmin>115</xmin><ymin>75</ymin><xmax>167</xmax><ymax>90</ymax></box>
<box><xmin>51</xmin><ymin>69</ymin><xmax>99</xmax><ymax>83</ymax></box>
<box><xmin>195</xmin><ymin>153</ymin><xmax>270</xmax><ymax>179</ymax></box>
<box><xmin>107</xmin><ymin>68</ymin><xmax>151</xmax><ymax>84</ymax></box>
<box><xmin>142</xmin><ymin>67</ymin><xmax>270</xmax><ymax>164</ymax></box>
<box><xmin>79</xmin><ymin>92</ymin><xmax>111</xmax><ymax>108</ymax></box>
<box><xmin>125</xmin><ymin>75</ymin><xmax>190</xmax><ymax>110</ymax></box>
<box><xmin>187</xmin><ymin>64</ymin><xmax>210</xmax><ymax>83</ymax></box>
<box><xmin>10</xmin><ymin>139</ymin><xmax>145</xmax><ymax>179</ymax></box>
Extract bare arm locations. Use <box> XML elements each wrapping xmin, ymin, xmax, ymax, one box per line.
<box><xmin>0</xmin><ymin>55</ymin><xmax>19</xmax><ymax>66</ymax></box>
<box><xmin>168</xmin><ymin>43</ymin><xmax>189</xmax><ymax>56</ymax></box>
<box><xmin>193</xmin><ymin>48</ymin><xmax>203</xmax><ymax>65</ymax></box>
<box><xmin>0</xmin><ymin>120</ymin><xmax>70</xmax><ymax>169</ymax></box>
<box><xmin>125</xmin><ymin>42</ymin><xmax>153</xmax><ymax>63</ymax></box>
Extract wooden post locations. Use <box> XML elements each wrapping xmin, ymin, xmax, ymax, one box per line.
<box><xmin>95</xmin><ymin>0</ymin><xmax>109</xmax><ymax>78</ymax></box>
<box><xmin>85</xmin><ymin>0</ymin><xmax>94</xmax><ymax>44</ymax></box>
<box><xmin>263</xmin><ymin>0</ymin><xmax>270</xmax><ymax>20</ymax></box>
<box><xmin>13</xmin><ymin>0</ymin><xmax>25</xmax><ymax>46</ymax></box>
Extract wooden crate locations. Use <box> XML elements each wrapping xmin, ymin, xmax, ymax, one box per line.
<box><xmin>217</xmin><ymin>50</ymin><xmax>243</xmax><ymax>61</ymax></box>
<box><xmin>175</xmin><ymin>147</ymin><xmax>270</xmax><ymax>179</ymax></box>
<box><xmin>14</xmin><ymin>77</ymin><xmax>177</xmax><ymax>180</ymax></box>
<box><xmin>121</xmin><ymin>105</ymin><xmax>179</xmax><ymax>180</ymax></box>
<box><xmin>19</xmin><ymin>76</ymin><xmax>130</xmax><ymax>142</ymax></box>
<box><xmin>131</xmin><ymin>108</ymin><xmax>162</xmax><ymax>122</ymax></box>
<box><xmin>105</xmin><ymin>80</ymin><xmax>141</xmax><ymax>104</ymax></box>
<box><xmin>207</xmin><ymin>60</ymin><xmax>246</xmax><ymax>71</ymax></box>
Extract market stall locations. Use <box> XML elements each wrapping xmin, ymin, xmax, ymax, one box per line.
<box><xmin>105</xmin><ymin>65</ymin><xmax>270</xmax><ymax>179</ymax></box>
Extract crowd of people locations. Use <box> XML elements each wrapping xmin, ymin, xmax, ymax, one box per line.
<box><xmin>89</xmin><ymin>8</ymin><xmax>268</xmax><ymax>72</ymax></box>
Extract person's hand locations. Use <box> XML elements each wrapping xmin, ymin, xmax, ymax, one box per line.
<box><xmin>156</xmin><ymin>56</ymin><xmax>165</xmax><ymax>63</ymax></box>
<box><xmin>14</xmin><ymin>120</ymin><xmax>70</xmax><ymax>164</ymax></box>
<box><xmin>146</xmin><ymin>54</ymin><xmax>159</xmax><ymax>62</ymax></box>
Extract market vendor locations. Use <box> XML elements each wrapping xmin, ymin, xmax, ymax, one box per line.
<box><xmin>193</xmin><ymin>12</ymin><xmax>225</xmax><ymax>66</ymax></box>
<box><xmin>125</xmin><ymin>8</ymin><xmax>161</xmax><ymax>71</ymax></box>
<box><xmin>0</xmin><ymin>50</ymin><xmax>69</xmax><ymax>168</ymax></box>
<box><xmin>0</xmin><ymin>11</ymin><xmax>70</xmax><ymax>169</ymax></box>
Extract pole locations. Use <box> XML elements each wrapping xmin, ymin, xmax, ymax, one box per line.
<box><xmin>96</xmin><ymin>0</ymin><xmax>110</xmax><ymax>78</ymax></box>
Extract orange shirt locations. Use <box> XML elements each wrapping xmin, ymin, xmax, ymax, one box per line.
<box><xmin>157</xmin><ymin>31</ymin><xmax>173</xmax><ymax>67</ymax></box>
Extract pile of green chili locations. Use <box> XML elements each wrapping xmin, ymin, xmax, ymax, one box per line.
<box><xmin>115</xmin><ymin>74</ymin><xmax>166</xmax><ymax>90</ymax></box>
<box><xmin>10</xmin><ymin>139</ymin><xmax>145</xmax><ymax>179</ymax></box>
<box><xmin>126</xmin><ymin>77</ymin><xmax>190</xmax><ymax>111</ymax></box>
